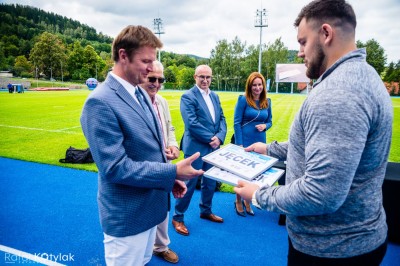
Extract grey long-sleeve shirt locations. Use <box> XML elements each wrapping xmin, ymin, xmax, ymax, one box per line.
<box><xmin>258</xmin><ymin>48</ymin><xmax>393</xmax><ymax>258</ymax></box>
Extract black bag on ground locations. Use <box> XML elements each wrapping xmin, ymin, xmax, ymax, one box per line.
<box><xmin>59</xmin><ymin>146</ymin><xmax>94</xmax><ymax>164</ymax></box>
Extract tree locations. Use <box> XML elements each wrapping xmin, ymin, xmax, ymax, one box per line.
<box><xmin>14</xmin><ymin>55</ymin><xmax>33</xmax><ymax>77</ymax></box>
<box><xmin>176</xmin><ymin>55</ymin><xmax>196</xmax><ymax>68</ymax></box>
<box><xmin>384</xmin><ymin>60</ymin><xmax>400</xmax><ymax>83</ymax></box>
<box><xmin>356</xmin><ymin>39</ymin><xmax>386</xmax><ymax>75</ymax></box>
<box><xmin>164</xmin><ymin>67</ymin><xmax>176</xmax><ymax>83</ymax></box>
<box><xmin>209</xmin><ymin>37</ymin><xmax>246</xmax><ymax>91</ymax></box>
<box><xmin>179</xmin><ymin>67</ymin><xmax>195</xmax><ymax>90</ymax></box>
<box><xmin>29</xmin><ymin>32</ymin><xmax>67</xmax><ymax>79</ymax></box>
<box><xmin>82</xmin><ymin>45</ymin><xmax>102</xmax><ymax>79</ymax></box>
<box><xmin>210</xmin><ymin>39</ymin><xmax>230</xmax><ymax>87</ymax></box>
<box><xmin>264</xmin><ymin>37</ymin><xmax>289</xmax><ymax>87</ymax></box>
<box><xmin>67</xmin><ymin>41</ymin><xmax>84</xmax><ymax>80</ymax></box>
<box><xmin>0</xmin><ymin>45</ymin><xmax>8</xmax><ymax>70</ymax></box>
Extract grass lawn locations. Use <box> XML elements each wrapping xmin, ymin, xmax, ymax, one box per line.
<box><xmin>1</xmin><ymin>89</ymin><xmax>399</xmax><ymax>192</ymax></box>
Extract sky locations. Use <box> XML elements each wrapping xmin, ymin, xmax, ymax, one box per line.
<box><xmin>3</xmin><ymin>0</ymin><xmax>400</xmax><ymax>63</ymax></box>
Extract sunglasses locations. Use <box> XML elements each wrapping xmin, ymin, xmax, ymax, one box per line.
<box><xmin>148</xmin><ymin>77</ymin><xmax>165</xmax><ymax>84</ymax></box>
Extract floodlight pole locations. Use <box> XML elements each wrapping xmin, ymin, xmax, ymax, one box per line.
<box><xmin>35</xmin><ymin>66</ymin><xmax>38</xmax><ymax>88</ymax></box>
<box><xmin>153</xmin><ymin>18</ymin><xmax>165</xmax><ymax>61</ymax></box>
<box><xmin>61</xmin><ymin>60</ymin><xmax>63</xmax><ymax>83</ymax></box>
<box><xmin>255</xmin><ymin>8</ymin><xmax>268</xmax><ymax>73</ymax></box>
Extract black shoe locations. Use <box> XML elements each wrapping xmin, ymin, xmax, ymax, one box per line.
<box><xmin>243</xmin><ymin>200</ymin><xmax>255</xmax><ymax>216</ymax></box>
<box><xmin>278</xmin><ymin>214</ymin><xmax>286</xmax><ymax>226</ymax></box>
<box><xmin>234</xmin><ymin>201</ymin><xmax>246</xmax><ymax>217</ymax></box>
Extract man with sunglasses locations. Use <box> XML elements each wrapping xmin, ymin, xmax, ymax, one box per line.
<box><xmin>172</xmin><ymin>65</ymin><xmax>227</xmax><ymax>236</ymax></box>
<box><xmin>140</xmin><ymin>60</ymin><xmax>181</xmax><ymax>264</ymax></box>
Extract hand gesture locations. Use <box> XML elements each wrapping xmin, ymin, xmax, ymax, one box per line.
<box><xmin>176</xmin><ymin>152</ymin><xmax>204</xmax><ymax>181</ymax></box>
<box><xmin>244</xmin><ymin>142</ymin><xmax>268</xmax><ymax>155</ymax></box>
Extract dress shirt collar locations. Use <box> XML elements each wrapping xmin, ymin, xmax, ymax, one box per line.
<box><xmin>110</xmin><ymin>72</ymin><xmax>138</xmax><ymax>92</ymax></box>
<box><xmin>109</xmin><ymin>72</ymin><xmax>139</xmax><ymax>100</ymax></box>
<box><xmin>196</xmin><ymin>84</ymin><xmax>210</xmax><ymax>95</ymax></box>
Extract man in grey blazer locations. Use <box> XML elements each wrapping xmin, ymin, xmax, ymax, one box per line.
<box><xmin>172</xmin><ymin>65</ymin><xmax>227</xmax><ymax>236</ymax></box>
<box><xmin>80</xmin><ymin>25</ymin><xmax>203</xmax><ymax>266</ymax></box>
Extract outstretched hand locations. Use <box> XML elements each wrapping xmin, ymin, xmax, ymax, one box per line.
<box><xmin>176</xmin><ymin>152</ymin><xmax>204</xmax><ymax>181</ymax></box>
<box><xmin>234</xmin><ymin>180</ymin><xmax>260</xmax><ymax>202</ymax></box>
<box><xmin>244</xmin><ymin>142</ymin><xmax>268</xmax><ymax>155</ymax></box>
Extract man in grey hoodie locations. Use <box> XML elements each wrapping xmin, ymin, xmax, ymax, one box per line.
<box><xmin>235</xmin><ymin>0</ymin><xmax>393</xmax><ymax>265</ymax></box>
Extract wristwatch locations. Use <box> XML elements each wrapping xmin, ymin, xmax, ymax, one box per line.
<box><xmin>251</xmin><ymin>191</ymin><xmax>261</xmax><ymax>209</ymax></box>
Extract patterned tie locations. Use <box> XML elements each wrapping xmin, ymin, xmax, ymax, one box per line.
<box><xmin>135</xmin><ymin>88</ymin><xmax>156</xmax><ymax>129</ymax></box>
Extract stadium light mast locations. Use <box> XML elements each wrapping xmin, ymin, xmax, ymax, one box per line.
<box><xmin>153</xmin><ymin>18</ymin><xmax>165</xmax><ymax>61</ymax></box>
<box><xmin>254</xmin><ymin>8</ymin><xmax>268</xmax><ymax>73</ymax></box>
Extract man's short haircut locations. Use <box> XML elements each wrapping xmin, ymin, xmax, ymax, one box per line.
<box><xmin>112</xmin><ymin>25</ymin><xmax>163</xmax><ymax>62</ymax></box>
<box><xmin>195</xmin><ymin>65</ymin><xmax>212</xmax><ymax>75</ymax></box>
<box><xmin>294</xmin><ymin>0</ymin><xmax>356</xmax><ymax>32</ymax></box>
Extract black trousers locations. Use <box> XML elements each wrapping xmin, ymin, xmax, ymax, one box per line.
<box><xmin>287</xmin><ymin>237</ymin><xmax>387</xmax><ymax>266</ymax></box>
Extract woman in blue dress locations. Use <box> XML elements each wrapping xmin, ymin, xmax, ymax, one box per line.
<box><xmin>233</xmin><ymin>72</ymin><xmax>272</xmax><ymax>217</ymax></box>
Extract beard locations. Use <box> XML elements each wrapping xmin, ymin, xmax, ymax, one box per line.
<box><xmin>306</xmin><ymin>42</ymin><xmax>326</xmax><ymax>79</ymax></box>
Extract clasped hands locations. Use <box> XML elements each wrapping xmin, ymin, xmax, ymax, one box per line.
<box><xmin>255</xmin><ymin>124</ymin><xmax>267</xmax><ymax>132</ymax></box>
<box><xmin>209</xmin><ymin>136</ymin><xmax>221</xmax><ymax>150</ymax></box>
<box><xmin>165</xmin><ymin>146</ymin><xmax>180</xmax><ymax>160</ymax></box>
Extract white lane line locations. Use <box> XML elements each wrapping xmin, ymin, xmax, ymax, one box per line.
<box><xmin>58</xmin><ymin>126</ymin><xmax>82</xmax><ymax>131</ymax></box>
<box><xmin>0</xmin><ymin>245</ymin><xmax>66</xmax><ymax>266</ymax></box>
<box><xmin>0</xmin><ymin>124</ymin><xmax>80</xmax><ymax>134</ymax></box>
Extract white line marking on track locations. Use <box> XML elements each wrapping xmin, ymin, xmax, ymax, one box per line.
<box><xmin>0</xmin><ymin>245</ymin><xmax>66</xmax><ymax>266</ymax></box>
<box><xmin>0</xmin><ymin>124</ymin><xmax>81</xmax><ymax>134</ymax></box>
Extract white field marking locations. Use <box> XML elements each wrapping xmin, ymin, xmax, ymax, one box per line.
<box><xmin>0</xmin><ymin>124</ymin><xmax>81</xmax><ymax>134</ymax></box>
<box><xmin>58</xmin><ymin>126</ymin><xmax>82</xmax><ymax>131</ymax></box>
<box><xmin>0</xmin><ymin>245</ymin><xmax>66</xmax><ymax>266</ymax></box>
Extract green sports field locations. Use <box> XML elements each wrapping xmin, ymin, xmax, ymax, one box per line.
<box><xmin>1</xmin><ymin>90</ymin><xmax>399</xmax><ymax>173</ymax></box>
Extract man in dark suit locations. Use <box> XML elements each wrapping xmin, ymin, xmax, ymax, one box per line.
<box><xmin>80</xmin><ymin>25</ymin><xmax>203</xmax><ymax>266</ymax></box>
<box><xmin>172</xmin><ymin>65</ymin><xmax>227</xmax><ymax>236</ymax></box>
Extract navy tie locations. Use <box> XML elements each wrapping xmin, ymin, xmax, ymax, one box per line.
<box><xmin>135</xmin><ymin>88</ymin><xmax>156</xmax><ymax>129</ymax></box>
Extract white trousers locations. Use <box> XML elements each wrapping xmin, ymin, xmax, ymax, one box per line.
<box><xmin>154</xmin><ymin>212</ymin><xmax>171</xmax><ymax>252</ymax></box>
<box><xmin>103</xmin><ymin>226</ymin><xmax>157</xmax><ymax>266</ymax></box>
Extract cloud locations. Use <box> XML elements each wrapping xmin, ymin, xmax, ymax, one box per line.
<box><xmin>4</xmin><ymin>0</ymin><xmax>400</xmax><ymax>62</ymax></box>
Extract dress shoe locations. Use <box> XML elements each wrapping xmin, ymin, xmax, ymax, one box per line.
<box><xmin>278</xmin><ymin>214</ymin><xmax>286</xmax><ymax>226</ymax></box>
<box><xmin>234</xmin><ymin>201</ymin><xmax>246</xmax><ymax>217</ymax></box>
<box><xmin>153</xmin><ymin>248</ymin><xmax>179</xmax><ymax>264</ymax></box>
<box><xmin>172</xmin><ymin>219</ymin><xmax>189</xmax><ymax>236</ymax></box>
<box><xmin>243</xmin><ymin>200</ymin><xmax>255</xmax><ymax>216</ymax></box>
<box><xmin>200</xmin><ymin>213</ymin><xmax>224</xmax><ymax>223</ymax></box>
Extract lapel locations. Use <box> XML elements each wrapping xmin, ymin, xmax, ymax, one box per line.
<box><xmin>193</xmin><ymin>86</ymin><xmax>215</xmax><ymax>124</ymax></box>
<box><xmin>209</xmin><ymin>91</ymin><xmax>219</xmax><ymax>124</ymax></box>
<box><xmin>155</xmin><ymin>95</ymin><xmax>168</xmax><ymax>146</ymax></box>
<box><xmin>106</xmin><ymin>75</ymin><xmax>163</xmax><ymax>145</ymax></box>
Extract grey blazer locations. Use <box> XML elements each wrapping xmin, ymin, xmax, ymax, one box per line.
<box><xmin>80</xmin><ymin>74</ymin><xmax>176</xmax><ymax>237</ymax></box>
